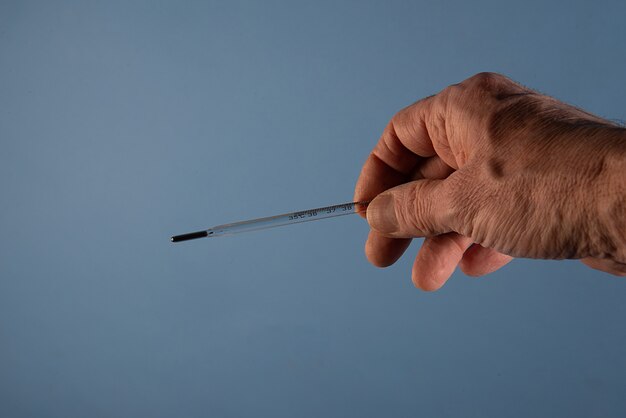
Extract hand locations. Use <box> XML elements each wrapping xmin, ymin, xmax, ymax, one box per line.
<box><xmin>354</xmin><ymin>72</ymin><xmax>626</xmax><ymax>290</ymax></box>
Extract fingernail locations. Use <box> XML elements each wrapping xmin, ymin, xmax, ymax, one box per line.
<box><xmin>367</xmin><ymin>194</ymin><xmax>398</xmax><ymax>234</ymax></box>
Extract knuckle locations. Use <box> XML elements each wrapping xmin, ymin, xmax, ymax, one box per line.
<box><xmin>387</xmin><ymin>111</ymin><xmax>406</xmax><ymax>139</ymax></box>
<box><xmin>440</xmin><ymin>83</ymin><xmax>460</xmax><ymax>99</ymax></box>
<box><xmin>390</xmin><ymin>107</ymin><xmax>404</xmax><ymax>124</ymax></box>
<box><xmin>403</xmin><ymin>181</ymin><xmax>446</xmax><ymax>235</ymax></box>
<box><xmin>391</xmin><ymin>183</ymin><xmax>426</xmax><ymax>235</ymax></box>
<box><xmin>464</xmin><ymin>72</ymin><xmax>508</xmax><ymax>93</ymax></box>
<box><xmin>446</xmin><ymin>174</ymin><xmax>480</xmax><ymax>236</ymax></box>
<box><xmin>398</xmin><ymin>184</ymin><xmax>426</xmax><ymax>233</ymax></box>
<box><xmin>410</xmin><ymin>183</ymin><xmax>436</xmax><ymax>234</ymax></box>
<box><xmin>469</xmin><ymin>71</ymin><xmax>502</xmax><ymax>85</ymax></box>
<box><xmin>387</xmin><ymin>113</ymin><xmax>400</xmax><ymax>132</ymax></box>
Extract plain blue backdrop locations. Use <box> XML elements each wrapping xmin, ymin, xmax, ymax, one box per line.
<box><xmin>1</xmin><ymin>1</ymin><xmax>625</xmax><ymax>417</ymax></box>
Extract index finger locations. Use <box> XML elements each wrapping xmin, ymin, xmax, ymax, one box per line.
<box><xmin>354</xmin><ymin>95</ymin><xmax>439</xmax><ymax>205</ymax></box>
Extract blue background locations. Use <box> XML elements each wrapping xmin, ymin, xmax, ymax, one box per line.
<box><xmin>1</xmin><ymin>1</ymin><xmax>625</xmax><ymax>417</ymax></box>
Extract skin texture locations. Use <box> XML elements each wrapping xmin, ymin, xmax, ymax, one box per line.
<box><xmin>354</xmin><ymin>72</ymin><xmax>626</xmax><ymax>291</ymax></box>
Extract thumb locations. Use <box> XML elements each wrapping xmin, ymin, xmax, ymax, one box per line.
<box><xmin>366</xmin><ymin>179</ymin><xmax>454</xmax><ymax>238</ymax></box>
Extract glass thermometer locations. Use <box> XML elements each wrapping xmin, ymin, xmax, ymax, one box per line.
<box><xmin>171</xmin><ymin>201</ymin><xmax>370</xmax><ymax>243</ymax></box>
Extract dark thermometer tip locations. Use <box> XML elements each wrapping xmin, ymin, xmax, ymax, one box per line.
<box><xmin>171</xmin><ymin>230</ymin><xmax>208</xmax><ymax>243</ymax></box>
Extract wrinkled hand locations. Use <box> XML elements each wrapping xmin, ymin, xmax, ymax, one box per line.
<box><xmin>354</xmin><ymin>72</ymin><xmax>626</xmax><ymax>290</ymax></box>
